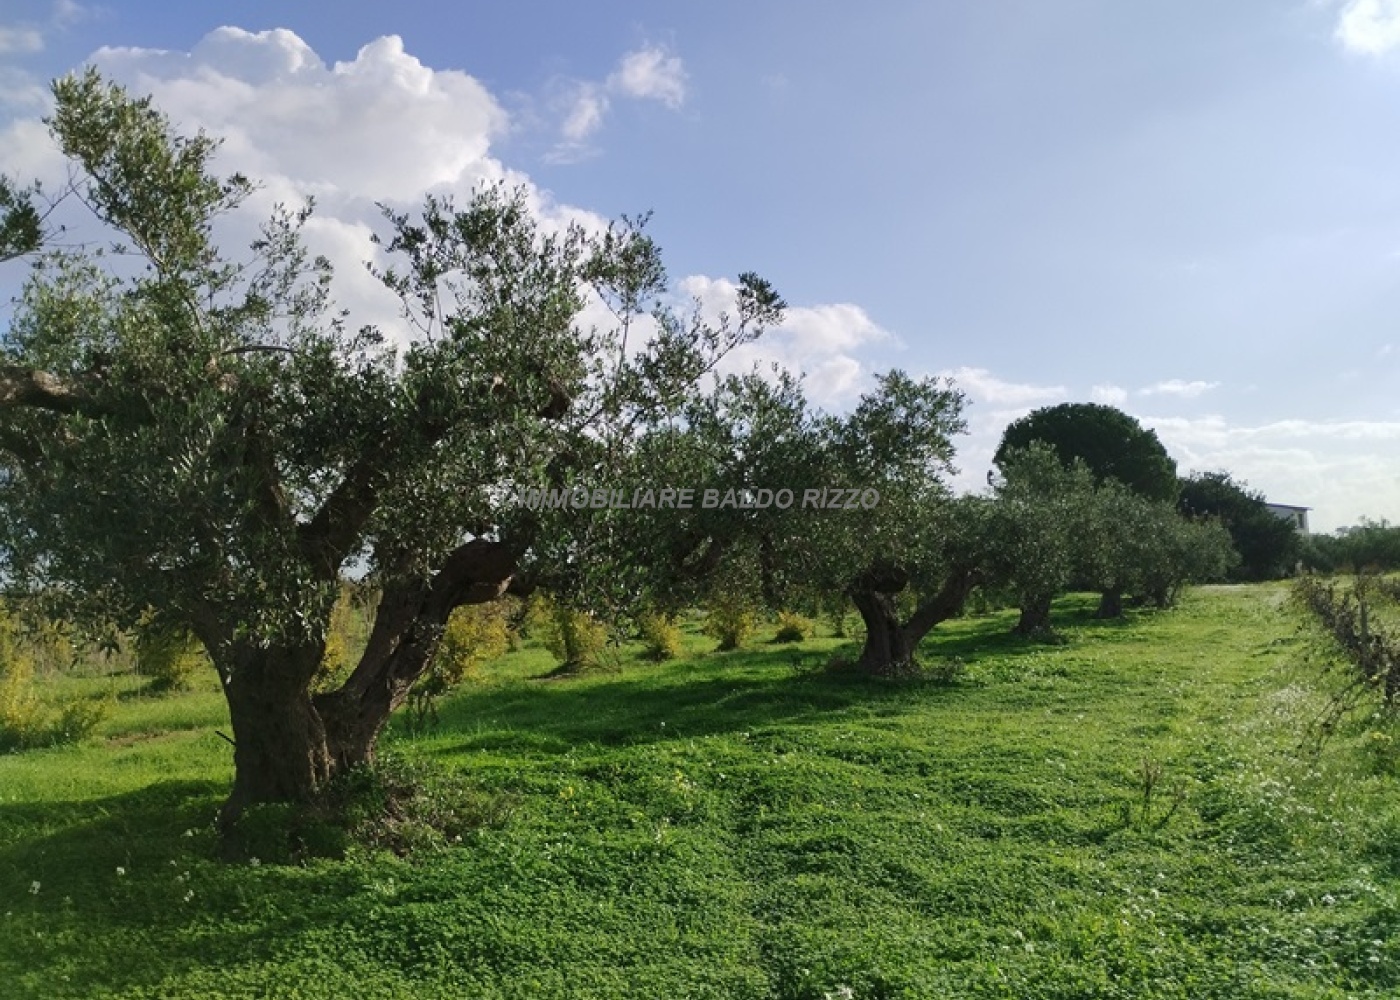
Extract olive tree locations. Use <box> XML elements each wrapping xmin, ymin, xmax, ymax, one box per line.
<box><xmin>0</xmin><ymin>72</ymin><xmax>782</xmax><ymax>826</ymax></box>
<box><xmin>983</xmin><ymin>446</ymin><xmax>1097</xmax><ymax>634</ymax></box>
<box><xmin>631</xmin><ymin>368</ymin><xmax>982</xmax><ymax>676</ymax></box>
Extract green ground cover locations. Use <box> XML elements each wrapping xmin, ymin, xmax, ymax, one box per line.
<box><xmin>2</xmin><ymin>585</ymin><xmax>1398</xmax><ymax>998</ymax></box>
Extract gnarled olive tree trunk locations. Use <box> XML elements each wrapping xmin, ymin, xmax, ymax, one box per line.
<box><xmin>848</xmin><ymin>561</ymin><xmax>978</xmax><ymax>677</ymax></box>
<box><xmin>210</xmin><ymin>538</ymin><xmax>517</xmax><ymax>830</ymax></box>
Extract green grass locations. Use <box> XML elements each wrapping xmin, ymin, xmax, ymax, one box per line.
<box><xmin>3</xmin><ymin>586</ymin><xmax>1400</xmax><ymax>997</ymax></box>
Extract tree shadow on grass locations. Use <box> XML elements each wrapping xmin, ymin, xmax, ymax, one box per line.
<box><xmin>416</xmin><ymin>629</ymin><xmax>1052</xmax><ymax>758</ymax></box>
<box><xmin>0</xmin><ymin>780</ymin><xmax>369</xmax><ymax>999</ymax></box>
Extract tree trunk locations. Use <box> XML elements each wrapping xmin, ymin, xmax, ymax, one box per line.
<box><xmin>219</xmin><ymin>642</ymin><xmax>331</xmax><ymax>829</ymax></box>
<box><xmin>214</xmin><ymin>538</ymin><xmax>519</xmax><ymax>832</ymax></box>
<box><xmin>1095</xmin><ymin>588</ymin><xmax>1124</xmax><ymax>619</ymax></box>
<box><xmin>850</xmin><ymin>586</ymin><xmax>918</xmax><ymax>677</ymax></box>
<box><xmin>1013</xmin><ymin>593</ymin><xmax>1053</xmax><ymax>634</ymax></box>
<box><xmin>848</xmin><ymin>564</ymin><xmax>979</xmax><ymax>677</ymax></box>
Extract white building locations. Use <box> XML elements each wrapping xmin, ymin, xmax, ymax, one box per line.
<box><xmin>1265</xmin><ymin>503</ymin><xmax>1310</xmax><ymax>534</ymax></box>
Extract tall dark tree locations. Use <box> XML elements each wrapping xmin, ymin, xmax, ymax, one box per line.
<box><xmin>0</xmin><ymin>72</ymin><xmax>782</xmax><ymax>827</ymax></box>
<box><xmin>994</xmin><ymin>402</ymin><xmax>1178</xmax><ymax>503</ymax></box>
<box><xmin>1177</xmin><ymin>471</ymin><xmax>1298</xmax><ymax>581</ymax></box>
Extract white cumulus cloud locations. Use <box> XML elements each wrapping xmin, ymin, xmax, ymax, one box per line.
<box><xmin>1336</xmin><ymin>0</ymin><xmax>1400</xmax><ymax>54</ymax></box>
<box><xmin>92</xmin><ymin>29</ymin><xmax>507</xmax><ymax>202</ymax></box>
<box><xmin>677</xmin><ymin>274</ymin><xmax>893</xmax><ymax>407</ymax></box>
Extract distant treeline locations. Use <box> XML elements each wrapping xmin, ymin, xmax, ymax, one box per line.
<box><xmin>1300</xmin><ymin>519</ymin><xmax>1400</xmax><ymax>574</ymax></box>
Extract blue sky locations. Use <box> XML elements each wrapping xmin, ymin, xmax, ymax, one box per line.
<box><xmin>3</xmin><ymin>1</ymin><xmax>1400</xmax><ymax>531</ymax></box>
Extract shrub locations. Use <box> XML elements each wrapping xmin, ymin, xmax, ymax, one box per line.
<box><xmin>134</xmin><ymin>618</ymin><xmax>208</xmax><ymax>692</ymax></box>
<box><xmin>0</xmin><ymin>647</ymin><xmax>43</xmax><ymax>750</ymax></box>
<box><xmin>315</xmin><ymin>586</ymin><xmax>361</xmax><ymax>691</ymax></box>
<box><xmin>705</xmin><ymin>591</ymin><xmax>759</xmax><ymax>651</ymax></box>
<box><xmin>542</xmin><ymin>602</ymin><xmax>611</xmax><ymax>671</ymax></box>
<box><xmin>774</xmin><ymin>610</ymin><xmax>815</xmax><ymax>643</ymax></box>
<box><xmin>518</xmin><ymin>592</ymin><xmax>554</xmax><ymax>640</ymax></box>
<box><xmin>435</xmin><ymin>602</ymin><xmax>512</xmax><ymax>685</ymax></box>
<box><xmin>0</xmin><ymin>611</ymin><xmax>107</xmax><ymax>750</ymax></box>
<box><xmin>637</xmin><ymin>611</ymin><xmax>683</xmax><ymax>661</ymax></box>
<box><xmin>406</xmin><ymin>601</ymin><xmax>513</xmax><ymax>731</ymax></box>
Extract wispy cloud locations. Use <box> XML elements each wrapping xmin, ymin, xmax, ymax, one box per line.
<box><xmin>560</xmin><ymin>85</ymin><xmax>607</xmax><ymax>143</ymax></box>
<box><xmin>937</xmin><ymin>367</ymin><xmax>1065</xmax><ymax>408</ymax></box>
<box><xmin>607</xmin><ymin>47</ymin><xmax>686</xmax><ymax>108</ymax></box>
<box><xmin>1091</xmin><ymin>384</ymin><xmax>1128</xmax><ymax>406</ymax></box>
<box><xmin>550</xmin><ymin>45</ymin><xmax>687</xmax><ymax>162</ymax></box>
<box><xmin>0</xmin><ymin>2</ymin><xmax>95</xmax><ymax>55</ymax></box>
<box><xmin>1140</xmin><ymin>379</ymin><xmax>1219</xmax><ymax>398</ymax></box>
<box><xmin>0</xmin><ymin>26</ymin><xmax>43</xmax><ymax>54</ymax></box>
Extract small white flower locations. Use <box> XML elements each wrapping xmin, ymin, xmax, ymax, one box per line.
<box><xmin>1322</xmin><ymin>894</ymin><xmax>1336</xmax><ymax>906</ymax></box>
<box><xmin>115</xmin><ymin>867</ymin><xmax>126</xmax><ymax>877</ymax></box>
<box><xmin>249</xmin><ymin>857</ymin><xmax>261</xmax><ymax>867</ymax></box>
<box><xmin>182</xmin><ymin>829</ymin><xmax>194</xmax><ymax>838</ymax></box>
<box><xmin>182</xmin><ymin>890</ymin><xmax>194</xmax><ymax>903</ymax></box>
<box><xmin>28</xmin><ymin>882</ymin><xmax>39</xmax><ymax>895</ymax></box>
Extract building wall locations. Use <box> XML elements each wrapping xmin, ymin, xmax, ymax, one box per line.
<box><xmin>1265</xmin><ymin>504</ymin><xmax>1310</xmax><ymax>534</ymax></box>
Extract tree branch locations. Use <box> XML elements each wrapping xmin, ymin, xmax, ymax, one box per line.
<box><xmin>902</xmin><ymin>566</ymin><xmax>980</xmax><ymax>641</ymax></box>
<box><xmin>425</xmin><ymin>538</ymin><xmax>519</xmax><ymax>617</ymax></box>
<box><xmin>297</xmin><ymin>457</ymin><xmax>385</xmax><ymax>580</ymax></box>
<box><xmin>0</xmin><ymin>365</ymin><xmax>95</xmax><ymax>414</ymax></box>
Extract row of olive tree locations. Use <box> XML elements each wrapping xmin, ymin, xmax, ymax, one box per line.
<box><xmin>0</xmin><ymin>72</ymin><xmax>1239</xmax><ymax>830</ymax></box>
<box><xmin>588</xmin><ymin>386</ymin><xmax>1237</xmax><ymax>675</ymax></box>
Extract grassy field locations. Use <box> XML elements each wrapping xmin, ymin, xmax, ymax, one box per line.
<box><xmin>2</xmin><ymin>585</ymin><xmax>1399</xmax><ymax>998</ymax></box>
